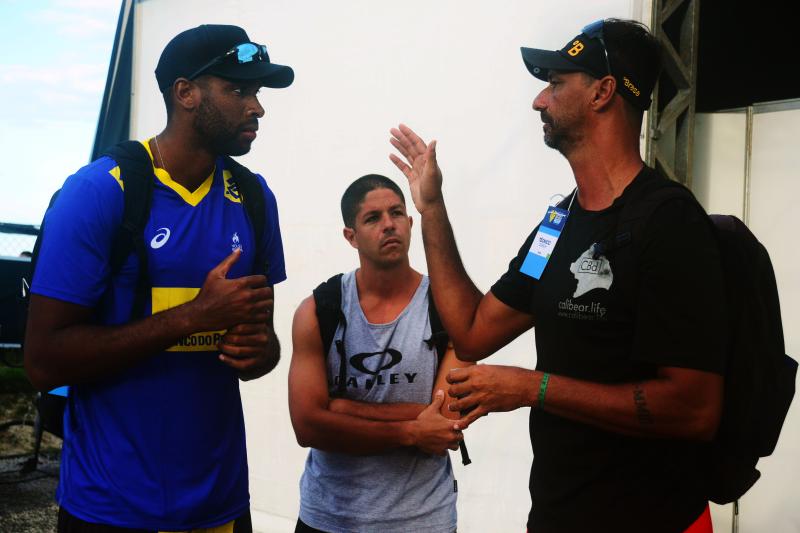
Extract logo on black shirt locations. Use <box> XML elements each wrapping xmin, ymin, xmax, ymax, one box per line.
<box><xmin>570</xmin><ymin>244</ymin><xmax>613</xmax><ymax>297</ymax></box>
<box><xmin>557</xmin><ymin>298</ymin><xmax>607</xmax><ymax>321</ymax></box>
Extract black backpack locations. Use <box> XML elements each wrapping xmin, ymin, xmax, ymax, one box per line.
<box><xmin>26</xmin><ymin>140</ymin><xmax>269</xmax><ymax>437</ymax></box>
<box><xmin>593</xmin><ymin>174</ymin><xmax>797</xmax><ymax>504</ymax></box>
<box><xmin>312</xmin><ymin>273</ymin><xmax>471</xmax><ymax>465</ymax></box>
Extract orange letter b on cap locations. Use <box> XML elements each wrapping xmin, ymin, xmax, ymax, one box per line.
<box><xmin>568</xmin><ymin>40</ymin><xmax>584</xmax><ymax>56</ymax></box>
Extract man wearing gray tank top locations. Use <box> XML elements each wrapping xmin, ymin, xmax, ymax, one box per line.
<box><xmin>289</xmin><ymin>174</ymin><xmax>471</xmax><ymax>533</ymax></box>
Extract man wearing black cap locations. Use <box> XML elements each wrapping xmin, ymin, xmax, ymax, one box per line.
<box><xmin>390</xmin><ymin>18</ymin><xmax>724</xmax><ymax>533</ymax></box>
<box><xmin>25</xmin><ymin>24</ymin><xmax>293</xmax><ymax>532</ymax></box>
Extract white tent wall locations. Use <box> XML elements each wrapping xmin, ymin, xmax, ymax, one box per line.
<box><xmin>743</xmin><ymin>104</ymin><xmax>800</xmax><ymax>533</ymax></box>
<box><xmin>694</xmin><ymin>106</ymin><xmax>800</xmax><ymax>533</ymax></box>
<box><xmin>125</xmin><ymin>1</ymin><xmax>797</xmax><ymax>532</ymax></box>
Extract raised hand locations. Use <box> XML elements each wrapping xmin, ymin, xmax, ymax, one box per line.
<box><xmin>389</xmin><ymin>124</ymin><xmax>443</xmax><ymax>214</ymax></box>
<box><xmin>190</xmin><ymin>249</ymin><xmax>273</xmax><ymax>332</ymax></box>
<box><xmin>410</xmin><ymin>390</ymin><xmax>463</xmax><ymax>456</ymax></box>
<box><xmin>447</xmin><ymin>365</ymin><xmax>537</xmax><ymax>429</ymax></box>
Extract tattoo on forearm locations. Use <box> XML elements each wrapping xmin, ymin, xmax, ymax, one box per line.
<box><xmin>633</xmin><ymin>383</ymin><xmax>654</xmax><ymax>425</ymax></box>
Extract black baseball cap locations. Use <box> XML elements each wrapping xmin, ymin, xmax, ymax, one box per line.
<box><xmin>155</xmin><ymin>24</ymin><xmax>294</xmax><ymax>92</ymax></box>
<box><xmin>520</xmin><ymin>20</ymin><xmax>653</xmax><ymax>109</ymax></box>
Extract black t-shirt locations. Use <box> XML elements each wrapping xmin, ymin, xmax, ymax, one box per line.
<box><xmin>491</xmin><ymin>167</ymin><xmax>727</xmax><ymax>533</ymax></box>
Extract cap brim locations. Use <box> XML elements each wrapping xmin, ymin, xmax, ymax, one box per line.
<box><xmin>521</xmin><ymin>47</ymin><xmax>585</xmax><ymax>81</ymax></box>
<box><xmin>207</xmin><ymin>61</ymin><xmax>294</xmax><ymax>88</ymax></box>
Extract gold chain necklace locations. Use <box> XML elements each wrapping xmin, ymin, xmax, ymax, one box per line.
<box><xmin>154</xmin><ymin>134</ymin><xmax>169</xmax><ymax>174</ymax></box>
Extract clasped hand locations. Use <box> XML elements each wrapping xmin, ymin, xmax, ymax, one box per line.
<box><xmin>192</xmin><ymin>249</ymin><xmax>277</xmax><ymax>377</ymax></box>
<box><xmin>446</xmin><ymin>365</ymin><xmax>536</xmax><ymax>429</ymax></box>
<box><xmin>411</xmin><ymin>390</ymin><xmax>463</xmax><ymax>456</ymax></box>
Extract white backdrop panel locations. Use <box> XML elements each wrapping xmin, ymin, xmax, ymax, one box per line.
<box><xmin>740</xmin><ymin>105</ymin><xmax>800</xmax><ymax>533</ymax></box>
<box><xmin>694</xmin><ymin>107</ymin><xmax>800</xmax><ymax>532</ymax></box>
<box><xmin>693</xmin><ymin>112</ymin><xmax>747</xmax><ymax>218</ymax></box>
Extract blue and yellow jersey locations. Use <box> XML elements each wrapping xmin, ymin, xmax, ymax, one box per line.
<box><xmin>31</xmin><ymin>140</ymin><xmax>286</xmax><ymax>530</ymax></box>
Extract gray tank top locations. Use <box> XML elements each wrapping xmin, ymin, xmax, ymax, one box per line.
<box><xmin>299</xmin><ymin>271</ymin><xmax>457</xmax><ymax>533</ymax></box>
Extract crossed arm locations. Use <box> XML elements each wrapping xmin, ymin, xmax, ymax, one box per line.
<box><xmin>287</xmin><ymin>295</ymin><xmax>470</xmax><ymax>456</ymax></box>
<box><xmin>389</xmin><ymin>123</ymin><xmax>724</xmax><ymax>442</ymax></box>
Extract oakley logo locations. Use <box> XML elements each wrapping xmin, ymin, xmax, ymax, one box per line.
<box><xmin>623</xmin><ymin>76</ymin><xmax>641</xmax><ymax>97</ymax></box>
<box><xmin>150</xmin><ymin>227</ymin><xmax>171</xmax><ymax>249</ymax></box>
<box><xmin>568</xmin><ymin>40</ymin><xmax>585</xmax><ymax>56</ymax></box>
<box><xmin>350</xmin><ymin>349</ymin><xmax>402</xmax><ymax>375</ymax></box>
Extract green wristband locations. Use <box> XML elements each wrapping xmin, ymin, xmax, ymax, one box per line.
<box><xmin>538</xmin><ymin>372</ymin><xmax>550</xmax><ymax>409</ymax></box>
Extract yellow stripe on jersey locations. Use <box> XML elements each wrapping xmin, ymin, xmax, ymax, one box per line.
<box><xmin>109</xmin><ymin>165</ymin><xmax>124</xmax><ymax>191</ymax></box>
<box><xmin>158</xmin><ymin>519</ymin><xmax>234</xmax><ymax>533</ymax></box>
<box><xmin>222</xmin><ymin>170</ymin><xmax>242</xmax><ymax>204</ymax></box>
<box><xmin>151</xmin><ymin>287</ymin><xmax>225</xmax><ymax>352</ymax></box>
<box><xmin>140</xmin><ymin>139</ymin><xmax>215</xmax><ymax>207</ymax></box>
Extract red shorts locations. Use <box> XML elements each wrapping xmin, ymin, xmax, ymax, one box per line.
<box><xmin>684</xmin><ymin>505</ymin><xmax>713</xmax><ymax>533</ymax></box>
<box><xmin>524</xmin><ymin>504</ymin><xmax>713</xmax><ymax>533</ymax></box>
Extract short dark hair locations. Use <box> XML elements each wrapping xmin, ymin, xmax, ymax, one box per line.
<box><xmin>341</xmin><ymin>174</ymin><xmax>406</xmax><ymax>228</ymax></box>
<box><xmin>603</xmin><ymin>18</ymin><xmax>663</xmax><ymax>117</ymax></box>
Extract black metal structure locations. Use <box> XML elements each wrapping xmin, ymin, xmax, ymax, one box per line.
<box><xmin>91</xmin><ymin>0</ymin><xmax>135</xmax><ymax>160</ymax></box>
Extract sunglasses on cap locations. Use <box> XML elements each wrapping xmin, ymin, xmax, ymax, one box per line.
<box><xmin>581</xmin><ymin>20</ymin><xmax>611</xmax><ymax>77</ymax></box>
<box><xmin>188</xmin><ymin>42</ymin><xmax>269</xmax><ymax>80</ymax></box>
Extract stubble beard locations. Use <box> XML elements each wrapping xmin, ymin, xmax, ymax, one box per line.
<box><xmin>361</xmin><ymin>238</ymin><xmax>410</xmax><ymax>271</ymax></box>
<box><xmin>544</xmin><ymin>121</ymin><xmax>575</xmax><ymax>157</ymax></box>
<box><xmin>541</xmin><ymin>111</ymin><xmax>581</xmax><ymax>157</ymax></box>
<box><xmin>194</xmin><ymin>98</ymin><xmax>253</xmax><ymax>157</ymax></box>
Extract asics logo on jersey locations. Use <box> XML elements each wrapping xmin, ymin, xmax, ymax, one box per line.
<box><xmin>150</xmin><ymin>227</ymin><xmax>171</xmax><ymax>249</ymax></box>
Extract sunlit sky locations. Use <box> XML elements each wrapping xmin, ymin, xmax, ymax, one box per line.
<box><xmin>0</xmin><ymin>0</ymin><xmax>120</xmax><ymax>231</ymax></box>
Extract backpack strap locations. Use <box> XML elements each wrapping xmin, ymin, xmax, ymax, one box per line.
<box><xmin>592</xmin><ymin>175</ymin><xmax>692</xmax><ymax>258</ymax></box>
<box><xmin>588</xmin><ymin>174</ymin><xmax>698</xmax><ymax>306</ymax></box>
<box><xmin>102</xmin><ymin>141</ymin><xmax>155</xmax><ymax>319</ymax></box>
<box><xmin>424</xmin><ymin>286</ymin><xmax>449</xmax><ymax>364</ymax></box>
<box><xmin>224</xmin><ymin>156</ymin><xmax>269</xmax><ymax>279</ymax></box>
<box><xmin>23</xmin><ymin>191</ymin><xmax>61</xmax><ymax>358</ymax></box>
<box><xmin>313</xmin><ymin>273</ymin><xmax>348</xmax><ymax>397</ymax></box>
<box><xmin>29</xmin><ymin>190</ymin><xmax>63</xmax><ymax>277</ymax></box>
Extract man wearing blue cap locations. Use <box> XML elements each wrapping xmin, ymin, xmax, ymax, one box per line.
<box><xmin>390</xmin><ymin>18</ymin><xmax>723</xmax><ymax>533</ymax></box>
<box><xmin>25</xmin><ymin>24</ymin><xmax>293</xmax><ymax>532</ymax></box>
